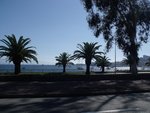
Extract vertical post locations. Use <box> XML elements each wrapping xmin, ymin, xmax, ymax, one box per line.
<box><xmin>115</xmin><ymin>38</ymin><xmax>117</xmax><ymax>74</ymax></box>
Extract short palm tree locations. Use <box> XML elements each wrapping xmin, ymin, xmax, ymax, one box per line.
<box><xmin>122</xmin><ymin>55</ymin><xmax>139</xmax><ymax>72</ymax></box>
<box><xmin>0</xmin><ymin>34</ymin><xmax>38</xmax><ymax>74</ymax></box>
<box><xmin>55</xmin><ymin>52</ymin><xmax>74</xmax><ymax>73</ymax></box>
<box><xmin>96</xmin><ymin>55</ymin><xmax>110</xmax><ymax>73</ymax></box>
<box><xmin>73</xmin><ymin>42</ymin><xmax>103</xmax><ymax>74</ymax></box>
<box><xmin>122</xmin><ymin>55</ymin><xmax>132</xmax><ymax>72</ymax></box>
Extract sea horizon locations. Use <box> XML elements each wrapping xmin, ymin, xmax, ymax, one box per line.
<box><xmin>0</xmin><ymin>64</ymin><xmax>85</xmax><ymax>73</ymax></box>
<box><xmin>0</xmin><ymin>64</ymin><xmax>150</xmax><ymax>73</ymax></box>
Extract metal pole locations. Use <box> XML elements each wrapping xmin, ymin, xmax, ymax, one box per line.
<box><xmin>115</xmin><ymin>39</ymin><xmax>116</xmax><ymax>74</ymax></box>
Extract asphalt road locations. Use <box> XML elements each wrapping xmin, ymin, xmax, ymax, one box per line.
<box><xmin>0</xmin><ymin>93</ymin><xmax>150</xmax><ymax>113</ymax></box>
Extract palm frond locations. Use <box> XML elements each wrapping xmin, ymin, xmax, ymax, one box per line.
<box><xmin>73</xmin><ymin>42</ymin><xmax>103</xmax><ymax>62</ymax></box>
<box><xmin>55</xmin><ymin>52</ymin><xmax>73</xmax><ymax>67</ymax></box>
<box><xmin>0</xmin><ymin>34</ymin><xmax>38</xmax><ymax>64</ymax></box>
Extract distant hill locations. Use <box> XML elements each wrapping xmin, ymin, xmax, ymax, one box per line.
<box><xmin>110</xmin><ymin>55</ymin><xmax>150</xmax><ymax>67</ymax></box>
<box><xmin>138</xmin><ymin>55</ymin><xmax>150</xmax><ymax>67</ymax></box>
<box><xmin>75</xmin><ymin>55</ymin><xmax>150</xmax><ymax>68</ymax></box>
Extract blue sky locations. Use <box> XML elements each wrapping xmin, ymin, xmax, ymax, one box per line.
<box><xmin>0</xmin><ymin>0</ymin><xmax>150</xmax><ymax>65</ymax></box>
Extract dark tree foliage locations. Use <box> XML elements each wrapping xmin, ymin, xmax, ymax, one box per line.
<box><xmin>0</xmin><ymin>34</ymin><xmax>38</xmax><ymax>74</ymax></box>
<box><xmin>55</xmin><ymin>52</ymin><xmax>74</xmax><ymax>73</ymax></box>
<box><xmin>96</xmin><ymin>55</ymin><xmax>110</xmax><ymax>73</ymax></box>
<box><xmin>81</xmin><ymin>0</ymin><xmax>150</xmax><ymax>74</ymax></box>
<box><xmin>73</xmin><ymin>42</ymin><xmax>103</xmax><ymax>74</ymax></box>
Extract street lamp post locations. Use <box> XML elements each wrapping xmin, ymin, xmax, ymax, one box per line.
<box><xmin>115</xmin><ymin>38</ymin><xmax>117</xmax><ymax>74</ymax></box>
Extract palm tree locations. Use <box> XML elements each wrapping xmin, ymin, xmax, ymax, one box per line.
<box><xmin>122</xmin><ymin>55</ymin><xmax>139</xmax><ymax>72</ymax></box>
<box><xmin>122</xmin><ymin>55</ymin><xmax>132</xmax><ymax>72</ymax></box>
<box><xmin>73</xmin><ymin>42</ymin><xmax>103</xmax><ymax>74</ymax></box>
<box><xmin>55</xmin><ymin>52</ymin><xmax>74</xmax><ymax>73</ymax></box>
<box><xmin>0</xmin><ymin>34</ymin><xmax>38</xmax><ymax>74</ymax></box>
<box><xmin>96</xmin><ymin>55</ymin><xmax>110</xmax><ymax>73</ymax></box>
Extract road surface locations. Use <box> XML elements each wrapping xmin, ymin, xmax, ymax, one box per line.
<box><xmin>0</xmin><ymin>93</ymin><xmax>150</xmax><ymax>113</ymax></box>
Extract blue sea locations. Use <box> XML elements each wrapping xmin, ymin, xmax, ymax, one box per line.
<box><xmin>0</xmin><ymin>64</ymin><xmax>150</xmax><ymax>73</ymax></box>
<box><xmin>0</xmin><ymin>64</ymin><xmax>85</xmax><ymax>73</ymax></box>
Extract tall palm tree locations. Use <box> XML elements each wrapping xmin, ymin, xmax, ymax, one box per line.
<box><xmin>73</xmin><ymin>42</ymin><xmax>103</xmax><ymax>74</ymax></box>
<box><xmin>55</xmin><ymin>52</ymin><xmax>74</xmax><ymax>73</ymax></box>
<box><xmin>96</xmin><ymin>55</ymin><xmax>110</xmax><ymax>73</ymax></box>
<box><xmin>0</xmin><ymin>34</ymin><xmax>38</xmax><ymax>74</ymax></box>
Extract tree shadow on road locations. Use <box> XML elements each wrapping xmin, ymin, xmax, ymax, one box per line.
<box><xmin>0</xmin><ymin>95</ymin><xmax>119</xmax><ymax>113</ymax></box>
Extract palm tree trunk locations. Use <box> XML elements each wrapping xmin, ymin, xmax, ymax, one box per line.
<box><xmin>86</xmin><ymin>64</ymin><xmax>90</xmax><ymax>75</ymax></box>
<box><xmin>14</xmin><ymin>63</ymin><xmax>21</xmax><ymax>74</ymax></box>
<box><xmin>101</xmin><ymin>66</ymin><xmax>105</xmax><ymax>73</ymax></box>
<box><xmin>63</xmin><ymin>65</ymin><xmax>66</xmax><ymax>73</ymax></box>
